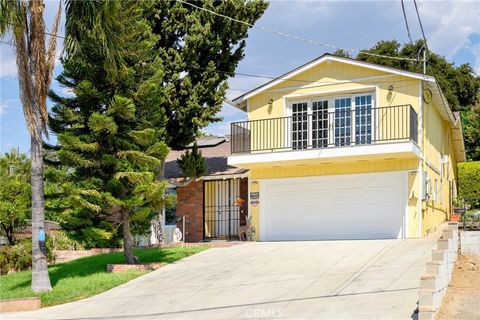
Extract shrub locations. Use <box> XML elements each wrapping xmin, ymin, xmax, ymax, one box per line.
<box><xmin>47</xmin><ymin>231</ymin><xmax>84</xmax><ymax>251</ymax></box>
<box><xmin>0</xmin><ymin>238</ymin><xmax>55</xmax><ymax>274</ymax></box>
<box><xmin>458</xmin><ymin>161</ymin><xmax>480</xmax><ymax>199</ymax></box>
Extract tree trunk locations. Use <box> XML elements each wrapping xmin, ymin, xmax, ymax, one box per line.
<box><xmin>1</xmin><ymin>222</ymin><xmax>15</xmax><ymax>245</ymax></box>
<box><xmin>31</xmin><ymin>129</ymin><xmax>52</xmax><ymax>292</ymax></box>
<box><xmin>121</xmin><ymin>208</ymin><xmax>136</xmax><ymax>264</ymax></box>
<box><xmin>151</xmin><ymin>213</ymin><xmax>164</xmax><ymax>245</ymax></box>
<box><xmin>151</xmin><ymin>159</ymin><xmax>165</xmax><ymax>245</ymax></box>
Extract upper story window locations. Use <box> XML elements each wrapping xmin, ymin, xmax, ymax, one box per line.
<box><xmin>288</xmin><ymin>93</ymin><xmax>374</xmax><ymax>149</ymax></box>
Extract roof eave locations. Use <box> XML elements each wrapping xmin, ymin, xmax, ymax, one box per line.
<box><xmin>232</xmin><ymin>54</ymin><xmax>436</xmax><ymax>105</ymax></box>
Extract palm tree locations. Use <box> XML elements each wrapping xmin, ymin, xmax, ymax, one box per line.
<box><xmin>0</xmin><ymin>0</ymin><xmax>61</xmax><ymax>292</ymax></box>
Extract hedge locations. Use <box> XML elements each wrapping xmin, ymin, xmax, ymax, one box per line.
<box><xmin>458</xmin><ymin>161</ymin><xmax>480</xmax><ymax>199</ymax></box>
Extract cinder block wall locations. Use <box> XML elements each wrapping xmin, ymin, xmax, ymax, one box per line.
<box><xmin>176</xmin><ymin>180</ymin><xmax>204</xmax><ymax>242</ymax></box>
<box><xmin>418</xmin><ymin>222</ymin><xmax>459</xmax><ymax>320</ymax></box>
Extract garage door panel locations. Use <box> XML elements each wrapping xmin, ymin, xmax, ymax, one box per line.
<box><xmin>262</xmin><ymin>171</ymin><xmax>406</xmax><ymax>241</ymax></box>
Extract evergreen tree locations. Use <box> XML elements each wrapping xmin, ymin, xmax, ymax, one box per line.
<box><xmin>147</xmin><ymin>0</ymin><xmax>268</xmax><ymax>150</ymax></box>
<box><xmin>48</xmin><ymin>1</ymin><xmax>168</xmax><ymax>262</ymax></box>
<box><xmin>177</xmin><ymin>143</ymin><xmax>208</xmax><ymax>178</ymax></box>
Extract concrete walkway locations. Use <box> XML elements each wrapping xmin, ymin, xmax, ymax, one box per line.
<box><xmin>3</xmin><ymin>238</ymin><xmax>439</xmax><ymax>320</ymax></box>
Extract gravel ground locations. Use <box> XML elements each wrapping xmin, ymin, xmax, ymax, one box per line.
<box><xmin>436</xmin><ymin>255</ymin><xmax>480</xmax><ymax>320</ymax></box>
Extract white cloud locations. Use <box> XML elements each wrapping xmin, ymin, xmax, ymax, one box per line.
<box><xmin>417</xmin><ymin>1</ymin><xmax>480</xmax><ymax>58</ymax></box>
<box><xmin>60</xmin><ymin>87</ymin><xmax>75</xmax><ymax>97</ymax></box>
<box><xmin>203</xmin><ymin>121</ymin><xmax>233</xmax><ymax>136</ymax></box>
<box><xmin>0</xmin><ymin>102</ymin><xmax>9</xmax><ymax>115</ymax></box>
<box><xmin>0</xmin><ymin>44</ymin><xmax>17</xmax><ymax>78</ymax></box>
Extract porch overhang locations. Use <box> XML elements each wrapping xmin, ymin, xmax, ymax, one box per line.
<box><xmin>228</xmin><ymin>141</ymin><xmax>421</xmax><ymax>168</ymax></box>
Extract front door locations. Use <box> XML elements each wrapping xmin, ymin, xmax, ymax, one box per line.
<box><xmin>204</xmin><ymin>180</ymin><xmax>241</xmax><ymax>240</ymax></box>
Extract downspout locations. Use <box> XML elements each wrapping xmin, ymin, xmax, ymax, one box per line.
<box><xmin>417</xmin><ymin>79</ymin><xmax>424</xmax><ymax>238</ymax></box>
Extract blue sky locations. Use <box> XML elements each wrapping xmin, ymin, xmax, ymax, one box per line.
<box><xmin>1</xmin><ymin>0</ymin><xmax>479</xmax><ymax>153</ymax></box>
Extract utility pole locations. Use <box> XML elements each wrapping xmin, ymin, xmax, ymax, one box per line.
<box><xmin>422</xmin><ymin>46</ymin><xmax>426</xmax><ymax>75</ymax></box>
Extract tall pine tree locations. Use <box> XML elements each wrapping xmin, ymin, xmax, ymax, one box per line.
<box><xmin>48</xmin><ymin>1</ymin><xmax>168</xmax><ymax>262</ymax></box>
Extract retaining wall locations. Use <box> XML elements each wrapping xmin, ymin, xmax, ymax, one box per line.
<box><xmin>418</xmin><ymin>222</ymin><xmax>459</xmax><ymax>320</ymax></box>
<box><xmin>460</xmin><ymin>231</ymin><xmax>480</xmax><ymax>255</ymax></box>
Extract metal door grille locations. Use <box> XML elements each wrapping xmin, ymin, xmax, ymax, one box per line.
<box><xmin>204</xmin><ymin>180</ymin><xmax>241</xmax><ymax>240</ymax></box>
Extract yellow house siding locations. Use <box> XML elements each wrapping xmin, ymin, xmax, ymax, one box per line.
<box><xmin>420</xmin><ymin>98</ymin><xmax>460</xmax><ymax>236</ymax></box>
<box><xmin>247</xmin><ymin>61</ymin><xmax>420</xmax><ymax>122</ymax></box>
<box><xmin>247</xmin><ymin>158</ymin><xmax>419</xmax><ymax>241</ymax></box>
<box><xmin>235</xmin><ymin>59</ymin><xmax>462</xmax><ymax>240</ymax></box>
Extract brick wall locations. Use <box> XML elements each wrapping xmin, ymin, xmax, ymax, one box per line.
<box><xmin>177</xmin><ymin>180</ymin><xmax>204</xmax><ymax>242</ymax></box>
<box><xmin>107</xmin><ymin>262</ymin><xmax>163</xmax><ymax>273</ymax></box>
<box><xmin>54</xmin><ymin>248</ymin><xmax>123</xmax><ymax>263</ymax></box>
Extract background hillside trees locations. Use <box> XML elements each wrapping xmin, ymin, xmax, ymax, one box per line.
<box><xmin>338</xmin><ymin>40</ymin><xmax>480</xmax><ymax>161</ymax></box>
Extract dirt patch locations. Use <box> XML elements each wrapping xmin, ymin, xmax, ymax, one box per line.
<box><xmin>436</xmin><ymin>255</ymin><xmax>480</xmax><ymax>320</ymax></box>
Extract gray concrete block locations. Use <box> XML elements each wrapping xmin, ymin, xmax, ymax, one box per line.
<box><xmin>460</xmin><ymin>231</ymin><xmax>480</xmax><ymax>255</ymax></box>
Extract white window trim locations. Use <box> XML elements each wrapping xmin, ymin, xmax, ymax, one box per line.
<box><xmin>285</xmin><ymin>91</ymin><xmax>376</xmax><ymax>148</ymax></box>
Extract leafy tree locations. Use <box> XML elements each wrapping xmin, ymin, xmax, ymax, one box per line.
<box><xmin>177</xmin><ymin>143</ymin><xmax>208</xmax><ymax>178</ymax></box>
<box><xmin>49</xmin><ymin>1</ymin><xmax>169</xmax><ymax>263</ymax></box>
<box><xmin>333</xmin><ymin>49</ymin><xmax>352</xmax><ymax>58</ymax></box>
<box><xmin>146</xmin><ymin>0</ymin><xmax>268</xmax><ymax>150</ymax></box>
<box><xmin>462</xmin><ymin>98</ymin><xmax>480</xmax><ymax>161</ymax></box>
<box><xmin>356</xmin><ymin>40</ymin><xmax>480</xmax><ymax>112</ymax></box>
<box><xmin>0</xmin><ymin>0</ymin><xmax>61</xmax><ymax>292</ymax></box>
<box><xmin>0</xmin><ymin>150</ymin><xmax>31</xmax><ymax>245</ymax></box>
<box><xmin>355</xmin><ymin>40</ymin><xmax>480</xmax><ymax>160</ymax></box>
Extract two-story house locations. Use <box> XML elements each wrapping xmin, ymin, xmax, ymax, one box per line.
<box><xmin>227</xmin><ymin>53</ymin><xmax>465</xmax><ymax>241</ymax></box>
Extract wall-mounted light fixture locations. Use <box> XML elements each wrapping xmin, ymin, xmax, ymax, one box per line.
<box><xmin>268</xmin><ymin>98</ymin><xmax>274</xmax><ymax>113</ymax></box>
<box><xmin>387</xmin><ymin>85</ymin><xmax>394</xmax><ymax>102</ymax></box>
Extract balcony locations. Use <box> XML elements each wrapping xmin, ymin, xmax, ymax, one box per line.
<box><xmin>229</xmin><ymin>104</ymin><xmax>419</xmax><ymax>166</ymax></box>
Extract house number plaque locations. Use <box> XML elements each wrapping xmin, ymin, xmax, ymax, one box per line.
<box><xmin>250</xmin><ymin>192</ymin><xmax>259</xmax><ymax>207</ymax></box>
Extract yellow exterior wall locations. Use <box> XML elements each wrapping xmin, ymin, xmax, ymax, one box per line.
<box><xmin>248</xmin><ymin>61</ymin><xmax>420</xmax><ymax>120</ymax></box>
<box><xmin>247</xmin><ymin>158</ymin><xmax>419</xmax><ymax>240</ymax></box>
<box><xmin>246</xmin><ymin>61</ymin><xmax>420</xmax><ymax>152</ymax></box>
<box><xmin>420</xmin><ymin>98</ymin><xmax>459</xmax><ymax>236</ymax></box>
<box><xmin>238</xmin><ymin>59</ymin><xmax>461</xmax><ymax>240</ymax></box>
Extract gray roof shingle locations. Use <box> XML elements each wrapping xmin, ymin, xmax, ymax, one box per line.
<box><xmin>164</xmin><ymin>136</ymin><xmax>248</xmax><ymax>179</ymax></box>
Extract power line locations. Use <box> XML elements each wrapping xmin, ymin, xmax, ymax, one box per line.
<box><xmin>412</xmin><ymin>0</ymin><xmax>454</xmax><ymax>123</ymax></box>
<box><xmin>401</xmin><ymin>0</ymin><xmax>414</xmax><ymax>44</ymax></box>
<box><xmin>1</xmin><ymin>37</ymin><xmax>420</xmax><ymax>93</ymax></box>
<box><xmin>413</xmin><ymin>0</ymin><xmax>427</xmax><ymax>45</ymax></box>
<box><xmin>0</xmin><ymin>40</ymin><xmax>14</xmax><ymax>46</ymax></box>
<box><xmin>0</xmin><ymin>20</ymin><xmax>66</xmax><ymax>40</ymax></box>
<box><xmin>176</xmin><ymin>0</ymin><xmax>419</xmax><ymax>62</ymax></box>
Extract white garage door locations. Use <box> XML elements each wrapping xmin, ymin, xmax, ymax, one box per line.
<box><xmin>261</xmin><ymin>171</ymin><xmax>407</xmax><ymax>241</ymax></box>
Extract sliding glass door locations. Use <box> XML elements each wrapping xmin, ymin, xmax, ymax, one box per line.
<box><xmin>290</xmin><ymin>93</ymin><xmax>373</xmax><ymax>150</ymax></box>
<box><xmin>292</xmin><ymin>102</ymin><xmax>308</xmax><ymax>150</ymax></box>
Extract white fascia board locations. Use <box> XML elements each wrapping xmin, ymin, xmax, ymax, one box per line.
<box><xmin>232</xmin><ymin>55</ymin><xmax>436</xmax><ymax>105</ymax></box>
<box><xmin>228</xmin><ymin>142</ymin><xmax>421</xmax><ymax>166</ymax></box>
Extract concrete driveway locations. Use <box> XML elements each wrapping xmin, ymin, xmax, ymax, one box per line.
<box><xmin>4</xmin><ymin>238</ymin><xmax>439</xmax><ymax>320</ymax></box>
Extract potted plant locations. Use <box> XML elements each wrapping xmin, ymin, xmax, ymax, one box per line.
<box><xmin>451</xmin><ymin>198</ymin><xmax>465</xmax><ymax>222</ymax></box>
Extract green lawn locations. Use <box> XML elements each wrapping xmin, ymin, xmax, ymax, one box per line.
<box><xmin>0</xmin><ymin>246</ymin><xmax>208</xmax><ymax>307</ymax></box>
